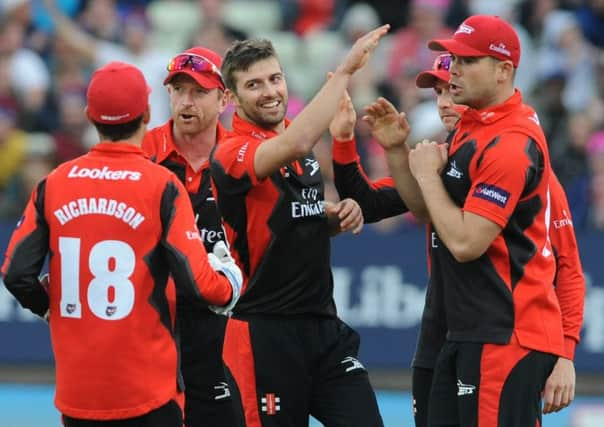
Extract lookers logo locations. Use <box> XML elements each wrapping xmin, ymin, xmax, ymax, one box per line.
<box><xmin>67</xmin><ymin>166</ymin><xmax>142</xmax><ymax>181</ymax></box>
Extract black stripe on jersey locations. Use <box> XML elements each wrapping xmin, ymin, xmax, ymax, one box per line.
<box><xmin>209</xmin><ymin>161</ymin><xmax>252</xmax><ymax>277</ymax></box>
<box><xmin>159</xmin><ymin>181</ymin><xmax>206</xmax><ymax>304</ymax></box>
<box><xmin>3</xmin><ymin>180</ymin><xmax>50</xmax><ymax>317</ymax></box>
<box><xmin>332</xmin><ymin>162</ymin><xmax>407</xmax><ymax>223</ymax></box>
<box><xmin>143</xmin><ymin>242</ymin><xmax>182</xmax><ymax>391</ymax></box>
<box><xmin>521</xmin><ymin>138</ymin><xmax>544</xmax><ymax>198</ymax></box>
<box><xmin>143</xmin><ymin>245</ymin><xmax>172</xmax><ymax>333</ymax></box>
<box><xmin>162</xmin><ymin>159</ymin><xmax>186</xmax><ymax>183</ymax></box>
<box><xmin>502</xmin><ymin>195</ymin><xmax>541</xmax><ymax>290</ymax></box>
<box><xmin>475</xmin><ymin>136</ymin><xmax>500</xmax><ymax>170</ymax></box>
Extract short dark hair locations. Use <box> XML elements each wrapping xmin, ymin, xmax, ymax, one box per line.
<box><xmin>92</xmin><ymin>115</ymin><xmax>144</xmax><ymax>141</ymax></box>
<box><xmin>221</xmin><ymin>39</ymin><xmax>279</xmax><ymax>93</ymax></box>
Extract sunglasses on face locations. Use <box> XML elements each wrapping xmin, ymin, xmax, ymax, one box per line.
<box><xmin>166</xmin><ymin>53</ymin><xmax>225</xmax><ymax>85</ymax></box>
<box><xmin>433</xmin><ymin>54</ymin><xmax>452</xmax><ymax>72</ymax></box>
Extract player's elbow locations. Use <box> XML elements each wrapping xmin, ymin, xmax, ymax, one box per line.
<box><xmin>448</xmin><ymin>240</ymin><xmax>485</xmax><ymax>263</ymax></box>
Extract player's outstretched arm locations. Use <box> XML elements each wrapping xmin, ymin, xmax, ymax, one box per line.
<box><xmin>253</xmin><ymin>25</ymin><xmax>390</xmax><ymax>179</ymax></box>
<box><xmin>331</xmin><ymin>92</ymin><xmax>408</xmax><ymax>222</ymax></box>
<box><xmin>364</xmin><ymin>97</ymin><xmax>430</xmax><ymax>222</ymax></box>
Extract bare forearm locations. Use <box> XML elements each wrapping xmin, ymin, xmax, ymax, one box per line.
<box><xmin>47</xmin><ymin>5</ymin><xmax>96</xmax><ymax>61</ymax></box>
<box><xmin>384</xmin><ymin>147</ymin><xmax>430</xmax><ymax>222</ymax></box>
<box><xmin>416</xmin><ymin>175</ymin><xmax>468</xmax><ymax>256</ymax></box>
<box><xmin>282</xmin><ymin>68</ymin><xmax>352</xmax><ymax>154</ymax></box>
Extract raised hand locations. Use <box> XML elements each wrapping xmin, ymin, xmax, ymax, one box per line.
<box><xmin>339</xmin><ymin>24</ymin><xmax>390</xmax><ymax>75</ymax></box>
<box><xmin>362</xmin><ymin>97</ymin><xmax>410</xmax><ymax>150</ymax></box>
<box><xmin>329</xmin><ymin>88</ymin><xmax>356</xmax><ymax>141</ymax></box>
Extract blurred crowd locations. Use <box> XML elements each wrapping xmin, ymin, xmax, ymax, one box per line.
<box><xmin>1</xmin><ymin>0</ymin><xmax>604</xmax><ymax>233</ymax></box>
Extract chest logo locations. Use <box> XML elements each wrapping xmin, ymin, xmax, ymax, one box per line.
<box><xmin>446</xmin><ymin>160</ymin><xmax>463</xmax><ymax>179</ymax></box>
<box><xmin>305</xmin><ymin>158</ymin><xmax>320</xmax><ymax>176</ymax></box>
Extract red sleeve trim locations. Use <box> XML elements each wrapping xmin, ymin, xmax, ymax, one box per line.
<box><xmin>332</xmin><ymin>138</ymin><xmax>360</xmax><ymax>165</ymax></box>
<box><xmin>563</xmin><ymin>336</ymin><xmax>577</xmax><ymax>360</ymax></box>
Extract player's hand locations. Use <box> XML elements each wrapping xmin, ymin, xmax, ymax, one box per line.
<box><xmin>338</xmin><ymin>24</ymin><xmax>390</xmax><ymax>75</ymax></box>
<box><xmin>329</xmin><ymin>87</ymin><xmax>356</xmax><ymax>141</ymax></box>
<box><xmin>207</xmin><ymin>241</ymin><xmax>242</xmax><ymax>316</ymax></box>
<box><xmin>409</xmin><ymin>140</ymin><xmax>448</xmax><ymax>181</ymax></box>
<box><xmin>542</xmin><ymin>357</ymin><xmax>575</xmax><ymax>414</ymax></box>
<box><xmin>325</xmin><ymin>198</ymin><xmax>364</xmax><ymax>235</ymax></box>
<box><xmin>362</xmin><ymin>97</ymin><xmax>410</xmax><ymax>151</ymax></box>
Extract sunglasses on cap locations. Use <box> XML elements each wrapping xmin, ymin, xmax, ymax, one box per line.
<box><xmin>433</xmin><ymin>53</ymin><xmax>452</xmax><ymax>72</ymax></box>
<box><xmin>166</xmin><ymin>53</ymin><xmax>225</xmax><ymax>85</ymax></box>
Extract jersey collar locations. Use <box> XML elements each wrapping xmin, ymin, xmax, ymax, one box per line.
<box><xmin>154</xmin><ymin>120</ymin><xmax>226</xmax><ymax>164</ymax></box>
<box><xmin>231</xmin><ymin>113</ymin><xmax>291</xmax><ymax>139</ymax></box>
<box><xmin>91</xmin><ymin>141</ymin><xmax>147</xmax><ymax>157</ymax></box>
<box><xmin>460</xmin><ymin>89</ymin><xmax>523</xmax><ymax>126</ymax></box>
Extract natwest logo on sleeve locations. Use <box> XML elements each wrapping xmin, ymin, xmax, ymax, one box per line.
<box><xmin>472</xmin><ymin>183</ymin><xmax>510</xmax><ymax>208</ymax></box>
<box><xmin>67</xmin><ymin>165</ymin><xmax>142</xmax><ymax>181</ymax></box>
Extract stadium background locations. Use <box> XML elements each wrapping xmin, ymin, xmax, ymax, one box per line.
<box><xmin>1</xmin><ymin>0</ymin><xmax>603</xmax><ymax>425</ymax></box>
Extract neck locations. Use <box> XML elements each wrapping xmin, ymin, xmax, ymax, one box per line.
<box><xmin>478</xmin><ymin>86</ymin><xmax>515</xmax><ymax>110</ymax></box>
<box><xmin>172</xmin><ymin>122</ymin><xmax>218</xmax><ymax>171</ymax></box>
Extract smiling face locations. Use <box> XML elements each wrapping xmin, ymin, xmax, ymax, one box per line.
<box><xmin>167</xmin><ymin>74</ymin><xmax>225</xmax><ymax>135</ymax></box>
<box><xmin>228</xmin><ymin>56</ymin><xmax>288</xmax><ymax>131</ymax></box>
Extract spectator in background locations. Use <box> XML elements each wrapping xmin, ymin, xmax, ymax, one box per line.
<box><xmin>537</xmin><ymin>9</ymin><xmax>597</xmax><ymax>113</ymax></box>
<box><xmin>386</xmin><ymin>0</ymin><xmax>452</xmax><ymax>85</ymax></box>
<box><xmin>188</xmin><ymin>0</ymin><xmax>247</xmax><ymax>58</ymax></box>
<box><xmin>576</xmin><ymin>0</ymin><xmax>604</xmax><ymax>48</ymax></box>
<box><xmin>43</xmin><ymin>0</ymin><xmax>171</xmax><ymax>127</ymax></box>
<box><xmin>51</xmin><ymin>90</ymin><xmax>88</xmax><ymax>163</ymax></box>
<box><xmin>0</xmin><ymin>16</ymin><xmax>51</xmax><ymax>131</ymax></box>
<box><xmin>279</xmin><ymin>0</ymin><xmax>346</xmax><ymax>36</ymax></box>
<box><xmin>554</xmin><ymin>111</ymin><xmax>594</xmax><ymax>228</ymax></box>
<box><xmin>587</xmin><ymin>131</ymin><xmax>604</xmax><ymax>230</ymax></box>
<box><xmin>0</xmin><ymin>100</ymin><xmax>28</xmax><ymax>219</ymax></box>
<box><xmin>330</xmin><ymin>3</ymin><xmax>384</xmax><ymax>109</ymax></box>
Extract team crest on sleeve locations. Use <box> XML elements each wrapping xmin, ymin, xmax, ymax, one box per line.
<box><xmin>472</xmin><ymin>183</ymin><xmax>510</xmax><ymax>208</ymax></box>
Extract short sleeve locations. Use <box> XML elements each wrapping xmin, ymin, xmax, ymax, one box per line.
<box><xmin>464</xmin><ymin>134</ymin><xmax>542</xmax><ymax>228</ymax></box>
<box><xmin>210</xmin><ymin>136</ymin><xmax>264</xmax><ymax>195</ymax></box>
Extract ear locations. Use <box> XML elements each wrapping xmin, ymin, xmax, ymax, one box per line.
<box><xmin>217</xmin><ymin>90</ymin><xmax>228</xmax><ymax>114</ymax></box>
<box><xmin>143</xmin><ymin>106</ymin><xmax>151</xmax><ymax>124</ymax></box>
<box><xmin>225</xmin><ymin>88</ymin><xmax>240</xmax><ymax>109</ymax></box>
<box><xmin>497</xmin><ymin>60</ymin><xmax>515</xmax><ymax>84</ymax></box>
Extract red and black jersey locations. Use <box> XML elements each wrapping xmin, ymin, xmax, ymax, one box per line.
<box><xmin>1</xmin><ymin>142</ymin><xmax>232</xmax><ymax>420</ymax></box>
<box><xmin>144</xmin><ymin>121</ymin><xmax>228</xmax><ymax>254</ymax></box>
<box><xmin>331</xmin><ymin>136</ymin><xmax>448</xmax><ymax>368</ymax></box>
<box><xmin>143</xmin><ymin>122</ymin><xmax>228</xmax><ymax>309</ymax></box>
<box><xmin>436</xmin><ymin>90</ymin><xmax>564</xmax><ymax>356</ymax></box>
<box><xmin>549</xmin><ymin>173</ymin><xmax>585</xmax><ymax>359</ymax></box>
<box><xmin>210</xmin><ymin>114</ymin><xmax>335</xmax><ymax>316</ymax></box>
<box><xmin>332</xmin><ymin>138</ymin><xmax>407</xmax><ymax>222</ymax></box>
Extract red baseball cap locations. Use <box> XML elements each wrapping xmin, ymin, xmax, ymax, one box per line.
<box><xmin>416</xmin><ymin>53</ymin><xmax>452</xmax><ymax>88</ymax></box>
<box><xmin>164</xmin><ymin>47</ymin><xmax>225</xmax><ymax>90</ymax></box>
<box><xmin>86</xmin><ymin>61</ymin><xmax>151</xmax><ymax>124</ymax></box>
<box><xmin>428</xmin><ymin>15</ymin><xmax>520</xmax><ymax>67</ymax></box>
